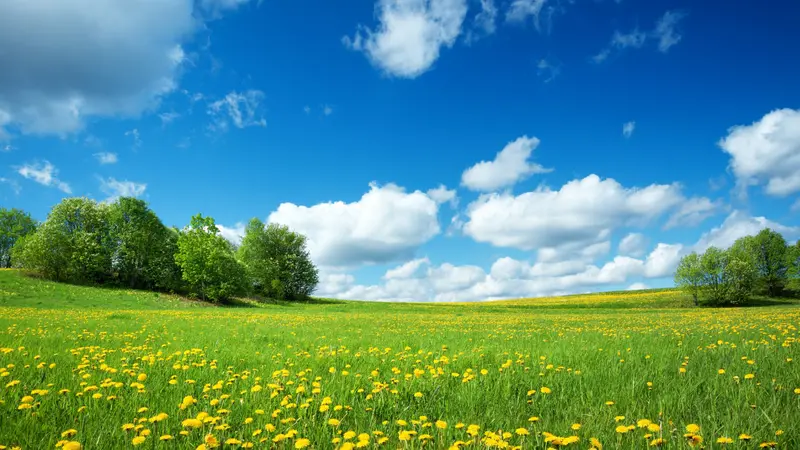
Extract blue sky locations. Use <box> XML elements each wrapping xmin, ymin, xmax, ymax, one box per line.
<box><xmin>1</xmin><ymin>0</ymin><xmax>799</xmax><ymax>301</ymax></box>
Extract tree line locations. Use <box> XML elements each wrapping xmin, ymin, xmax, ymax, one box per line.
<box><xmin>674</xmin><ymin>228</ymin><xmax>800</xmax><ymax>306</ymax></box>
<box><xmin>0</xmin><ymin>199</ymin><xmax>319</xmax><ymax>302</ymax></box>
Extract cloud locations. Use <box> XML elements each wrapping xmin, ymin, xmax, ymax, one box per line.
<box><xmin>505</xmin><ymin>0</ymin><xmax>560</xmax><ymax>33</ymax></box>
<box><xmin>16</xmin><ymin>160</ymin><xmax>71</xmax><ymax>193</ymax></box>
<box><xmin>303</xmin><ymin>106</ymin><xmax>311</xmax><ymax>115</ymax></box>
<box><xmin>0</xmin><ymin>177</ymin><xmax>21</xmax><ymax>195</ymax></box>
<box><xmin>217</xmin><ymin>223</ymin><xmax>246</xmax><ymax>245</ymax></box>
<box><xmin>622</xmin><ymin>121</ymin><xmax>635</xmax><ymax>138</ymax></box>
<box><xmin>465</xmin><ymin>0</ymin><xmax>497</xmax><ymax>42</ymax></box>
<box><xmin>125</xmin><ymin>129</ymin><xmax>142</xmax><ymax>149</ymax></box>
<box><xmin>99</xmin><ymin>177</ymin><xmax>146</xmax><ymax>202</ymax></box>
<box><xmin>426</xmin><ymin>184</ymin><xmax>458</xmax><ymax>207</ymax></box>
<box><xmin>0</xmin><ymin>0</ymin><xmax>196</xmax><ymax>137</ymax></box>
<box><xmin>693</xmin><ymin>210</ymin><xmax>800</xmax><ymax>252</ymax></box>
<box><xmin>627</xmin><ymin>282</ymin><xmax>648</xmax><ymax>291</ymax></box>
<box><xmin>593</xmin><ymin>10</ymin><xmax>685</xmax><ymax>62</ymax></box>
<box><xmin>2</xmin><ymin>144</ymin><xmax>14</xmax><ymax>152</ymax></box>
<box><xmin>664</xmin><ymin>197</ymin><xmax>722</xmax><ymax>229</ymax></box>
<box><xmin>343</xmin><ymin>0</ymin><xmax>468</xmax><ymax>78</ymax></box>
<box><xmin>652</xmin><ymin>10</ymin><xmax>686</xmax><ymax>52</ymax></box>
<box><xmin>536</xmin><ymin>58</ymin><xmax>560</xmax><ymax>83</ymax></box>
<box><xmin>461</xmin><ymin>135</ymin><xmax>551</xmax><ymax>191</ymax></box>
<box><xmin>323</xmin><ymin>105</ymin><xmax>334</xmax><ymax>116</ymax></box>
<box><xmin>158</xmin><ymin>111</ymin><xmax>180</xmax><ymax>126</ymax></box>
<box><xmin>208</xmin><ymin>90</ymin><xmax>267</xmax><ymax>132</ymax></box>
<box><xmin>321</xmin><ymin>241</ymin><xmax>680</xmax><ymax>302</ymax></box>
<box><xmin>93</xmin><ymin>152</ymin><xmax>118</xmax><ymax>165</ymax></box>
<box><xmin>199</xmin><ymin>0</ymin><xmax>254</xmax><ymax>16</ymax></box>
<box><xmin>267</xmin><ymin>182</ymin><xmax>442</xmax><ymax>267</ymax></box>
<box><xmin>718</xmin><ymin>108</ymin><xmax>800</xmax><ymax>196</ymax></box>
<box><xmin>618</xmin><ymin>232</ymin><xmax>647</xmax><ymax>257</ymax></box>
<box><xmin>463</xmin><ymin>174</ymin><xmax>684</xmax><ymax>251</ymax></box>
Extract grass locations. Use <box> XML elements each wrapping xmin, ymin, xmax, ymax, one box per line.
<box><xmin>0</xmin><ymin>269</ymin><xmax>798</xmax><ymax>449</ymax></box>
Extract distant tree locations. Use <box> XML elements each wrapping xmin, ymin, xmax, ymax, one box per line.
<box><xmin>787</xmin><ymin>240</ymin><xmax>800</xmax><ymax>292</ymax></box>
<box><xmin>742</xmin><ymin>229</ymin><xmax>789</xmax><ymax>296</ymax></box>
<box><xmin>724</xmin><ymin>242</ymin><xmax>758</xmax><ymax>304</ymax></box>
<box><xmin>0</xmin><ymin>208</ymin><xmax>37</xmax><ymax>268</ymax></box>
<box><xmin>237</xmin><ymin>218</ymin><xmax>318</xmax><ymax>300</ymax></box>
<box><xmin>13</xmin><ymin>198</ymin><xmax>112</xmax><ymax>283</ymax></box>
<box><xmin>674</xmin><ymin>252</ymin><xmax>703</xmax><ymax>306</ymax></box>
<box><xmin>107</xmin><ymin>197</ymin><xmax>181</xmax><ymax>289</ymax></box>
<box><xmin>175</xmin><ymin>214</ymin><xmax>247</xmax><ymax>302</ymax></box>
<box><xmin>699</xmin><ymin>246</ymin><xmax>728</xmax><ymax>305</ymax></box>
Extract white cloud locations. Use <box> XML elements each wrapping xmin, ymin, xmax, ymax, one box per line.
<box><xmin>93</xmin><ymin>152</ymin><xmax>118</xmax><ymax>165</ymax></box>
<box><xmin>426</xmin><ymin>184</ymin><xmax>458</xmax><ymax>207</ymax></box>
<box><xmin>125</xmin><ymin>129</ymin><xmax>142</xmax><ymax>149</ymax></box>
<box><xmin>343</xmin><ymin>0</ymin><xmax>468</xmax><ymax>78</ymax></box>
<box><xmin>99</xmin><ymin>177</ymin><xmax>146</xmax><ymax>202</ymax></box>
<box><xmin>0</xmin><ymin>0</ymin><xmax>196</xmax><ymax>137</ymax></box>
<box><xmin>208</xmin><ymin>90</ymin><xmax>267</xmax><ymax>132</ymax></box>
<box><xmin>16</xmin><ymin>160</ymin><xmax>71</xmax><ymax>193</ymax></box>
<box><xmin>463</xmin><ymin>174</ymin><xmax>684</xmax><ymax>251</ymax></box>
<box><xmin>643</xmin><ymin>243</ymin><xmax>683</xmax><ymax>278</ymax></box>
<box><xmin>158</xmin><ymin>111</ymin><xmax>180</xmax><ymax>126</ymax></box>
<box><xmin>267</xmin><ymin>182</ymin><xmax>442</xmax><ymax>267</ymax></box>
<box><xmin>622</xmin><ymin>121</ymin><xmax>635</xmax><ymax>138</ymax></box>
<box><xmin>320</xmin><ymin>241</ymin><xmax>679</xmax><ymax>301</ymax></box>
<box><xmin>468</xmin><ymin>0</ymin><xmax>497</xmax><ymax>40</ymax></box>
<box><xmin>627</xmin><ymin>282</ymin><xmax>648</xmax><ymax>291</ymax></box>
<box><xmin>323</xmin><ymin>105</ymin><xmax>334</xmax><ymax>116</ymax></box>
<box><xmin>652</xmin><ymin>10</ymin><xmax>686</xmax><ymax>52</ymax></box>
<box><xmin>1</xmin><ymin>144</ymin><xmax>14</xmax><ymax>152</ymax></box>
<box><xmin>0</xmin><ymin>177</ymin><xmax>21</xmax><ymax>195</ymax></box>
<box><xmin>664</xmin><ymin>197</ymin><xmax>722</xmax><ymax>228</ymax></box>
<box><xmin>593</xmin><ymin>11</ymin><xmax>685</xmax><ymax>63</ymax></box>
<box><xmin>199</xmin><ymin>0</ymin><xmax>253</xmax><ymax>16</ymax></box>
<box><xmin>461</xmin><ymin>135</ymin><xmax>551</xmax><ymax>191</ymax></box>
<box><xmin>536</xmin><ymin>58</ymin><xmax>560</xmax><ymax>83</ymax></box>
<box><xmin>618</xmin><ymin>232</ymin><xmax>647</xmax><ymax>257</ymax></box>
<box><xmin>693</xmin><ymin>210</ymin><xmax>800</xmax><ymax>252</ymax></box>
<box><xmin>718</xmin><ymin>108</ymin><xmax>800</xmax><ymax>196</ymax></box>
<box><xmin>217</xmin><ymin>223</ymin><xmax>246</xmax><ymax>246</ymax></box>
<box><xmin>505</xmin><ymin>0</ymin><xmax>559</xmax><ymax>33</ymax></box>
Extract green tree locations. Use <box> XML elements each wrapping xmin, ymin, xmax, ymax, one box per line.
<box><xmin>743</xmin><ymin>228</ymin><xmax>789</xmax><ymax>296</ymax></box>
<box><xmin>787</xmin><ymin>240</ymin><xmax>800</xmax><ymax>293</ymax></box>
<box><xmin>13</xmin><ymin>198</ymin><xmax>112</xmax><ymax>283</ymax></box>
<box><xmin>237</xmin><ymin>219</ymin><xmax>318</xmax><ymax>300</ymax></box>
<box><xmin>699</xmin><ymin>246</ymin><xmax>728</xmax><ymax>305</ymax></box>
<box><xmin>107</xmin><ymin>197</ymin><xmax>181</xmax><ymax>289</ymax></box>
<box><xmin>0</xmin><ymin>208</ymin><xmax>37</xmax><ymax>268</ymax></box>
<box><xmin>175</xmin><ymin>214</ymin><xmax>247</xmax><ymax>302</ymax></box>
<box><xmin>724</xmin><ymin>242</ymin><xmax>758</xmax><ymax>304</ymax></box>
<box><xmin>674</xmin><ymin>252</ymin><xmax>703</xmax><ymax>306</ymax></box>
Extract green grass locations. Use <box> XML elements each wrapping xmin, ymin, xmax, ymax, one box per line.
<box><xmin>0</xmin><ymin>269</ymin><xmax>798</xmax><ymax>449</ymax></box>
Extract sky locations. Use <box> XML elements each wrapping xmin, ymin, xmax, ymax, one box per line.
<box><xmin>1</xmin><ymin>0</ymin><xmax>800</xmax><ymax>302</ymax></box>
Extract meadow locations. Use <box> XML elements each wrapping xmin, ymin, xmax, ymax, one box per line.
<box><xmin>0</xmin><ymin>270</ymin><xmax>798</xmax><ymax>449</ymax></box>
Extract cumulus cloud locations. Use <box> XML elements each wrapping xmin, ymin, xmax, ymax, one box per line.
<box><xmin>664</xmin><ymin>197</ymin><xmax>722</xmax><ymax>228</ymax></box>
<box><xmin>16</xmin><ymin>160</ymin><xmax>71</xmax><ymax>193</ymax></box>
<box><xmin>618</xmin><ymin>232</ymin><xmax>647</xmax><ymax>257</ymax></box>
<box><xmin>0</xmin><ymin>0</ymin><xmax>196</xmax><ymax>137</ymax></box>
<box><xmin>627</xmin><ymin>282</ymin><xmax>648</xmax><ymax>291</ymax></box>
<box><xmin>718</xmin><ymin>108</ymin><xmax>800</xmax><ymax>196</ymax></box>
<box><xmin>217</xmin><ymin>223</ymin><xmax>246</xmax><ymax>246</ymax></box>
<box><xmin>461</xmin><ymin>135</ymin><xmax>551</xmax><ymax>191</ymax></box>
<box><xmin>463</xmin><ymin>174</ymin><xmax>684</xmax><ymax>251</ymax></box>
<box><xmin>693</xmin><ymin>210</ymin><xmax>800</xmax><ymax>252</ymax></box>
<box><xmin>321</xmin><ymin>241</ymin><xmax>680</xmax><ymax>302</ymax></box>
<box><xmin>93</xmin><ymin>152</ymin><xmax>118</xmax><ymax>165</ymax></box>
<box><xmin>622</xmin><ymin>121</ymin><xmax>635</xmax><ymax>138</ymax></box>
<box><xmin>207</xmin><ymin>90</ymin><xmax>267</xmax><ymax>133</ymax></box>
<box><xmin>343</xmin><ymin>0</ymin><xmax>468</xmax><ymax>78</ymax></box>
<box><xmin>99</xmin><ymin>177</ymin><xmax>146</xmax><ymax>202</ymax></box>
<box><xmin>426</xmin><ymin>184</ymin><xmax>458</xmax><ymax>206</ymax></box>
<box><xmin>267</xmin><ymin>182</ymin><xmax>442</xmax><ymax>267</ymax></box>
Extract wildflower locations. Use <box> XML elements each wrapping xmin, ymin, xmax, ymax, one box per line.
<box><xmin>685</xmin><ymin>424</ymin><xmax>700</xmax><ymax>434</ymax></box>
<box><xmin>295</xmin><ymin>439</ymin><xmax>310</xmax><ymax>449</ymax></box>
<box><xmin>182</xmin><ymin>418</ymin><xmax>203</xmax><ymax>429</ymax></box>
<box><xmin>436</xmin><ymin>420</ymin><xmax>447</xmax><ymax>429</ymax></box>
<box><xmin>717</xmin><ymin>437</ymin><xmax>733</xmax><ymax>444</ymax></box>
<box><xmin>540</xmin><ymin>387</ymin><xmax>551</xmax><ymax>394</ymax></box>
<box><xmin>327</xmin><ymin>418</ymin><xmax>340</xmax><ymax>427</ymax></box>
<box><xmin>589</xmin><ymin>437</ymin><xmax>602</xmax><ymax>449</ymax></box>
<box><xmin>414</xmin><ymin>392</ymin><xmax>423</xmax><ymax>398</ymax></box>
<box><xmin>571</xmin><ymin>423</ymin><xmax>581</xmax><ymax>430</ymax></box>
<box><xmin>515</xmin><ymin>428</ymin><xmax>529</xmax><ymax>436</ymax></box>
<box><xmin>650</xmin><ymin>438</ymin><xmax>666</xmax><ymax>447</ymax></box>
<box><xmin>615</xmin><ymin>426</ymin><xmax>629</xmax><ymax>434</ymax></box>
<box><xmin>61</xmin><ymin>430</ymin><xmax>78</xmax><ymax>438</ymax></box>
<box><xmin>160</xmin><ymin>435</ymin><xmax>173</xmax><ymax>441</ymax></box>
<box><xmin>132</xmin><ymin>436</ymin><xmax>146</xmax><ymax>446</ymax></box>
<box><xmin>739</xmin><ymin>434</ymin><xmax>752</xmax><ymax>441</ymax></box>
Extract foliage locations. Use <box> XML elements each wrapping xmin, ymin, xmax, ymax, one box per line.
<box><xmin>12</xmin><ymin>198</ymin><xmax>112</xmax><ymax>283</ymax></box>
<box><xmin>0</xmin><ymin>208</ymin><xmax>37</xmax><ymax>268</ymax></box>
<box><xmin>238</xmin><ymin>218</ymin><xmax>319</xmax><ymax>300</ymax></box>
<box><xmin>674</xmin><ymin>252</ymin><xmax>703</xmax><ymax>305</ymax></box>
<box><xmin>107</xmin><ymin>197</ymin><xmax>182</xmax><ymax>290</ymax></box>
<box><xmin>174</xmin><ymin>214</ymin><xmax>248</xmax><ymax>302</ymax></box>
<box><xmin>736</xmin><ymin>229</ymin><xmax>789</xmax><ymax>296</ymax></box>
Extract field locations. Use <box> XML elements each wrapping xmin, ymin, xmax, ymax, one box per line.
<box><xmin>0</xmin><ymin>269</ymin><xmax>798</xmax><ymax>449</ymax></box>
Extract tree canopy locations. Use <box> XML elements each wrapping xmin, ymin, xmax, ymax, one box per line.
<box><xmin>0</xmin><ymin>208</ymin><xmax>37</xmax><ymax>268</ymax></box>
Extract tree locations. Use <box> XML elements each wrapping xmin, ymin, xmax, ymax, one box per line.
<box><xmin>0</xmin><ymin>208</ymin><xmax>37</xmax><ymax>268</ymax></box>
<box><xmin>175</xmin><ymin>214</ymin><xmax>247</xmax><ymax>302</ymax></box>
<box><xmin>787</xmin><ymin>240</ymin><xmax>800</xmax><ymax>293</ymax></box>
<box><xmin>699</xmin><ymin>246</ymin><xmax>728</xmax><ymax>305</ymax></box>
<box><xmin>674</xmin><ymin>252</ymin><xmax>703</xmax><ymax>305</ymax></box>
<box><xmin>723</xmin><ymin>243</ymin><xmax>758</xmax><ymax>304</ymax></box>
<box><xmin>745</xmin><ymin>228</ymin><xmax>789</xmax><ymax>296</ymax></box>
<box><xmin>237</xmin><ymin>219</ymin><xmax>319</xmax><ymax>300</ymax></box>
<box><xmin>13</xmin><ymin>198</ymin><xmax>112</xmax><ymax>283</ymax></box>
<box><xmin>107</xmin><ymin>197</ymin><xmax>181</xmax><ymax>290</ymax></box>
